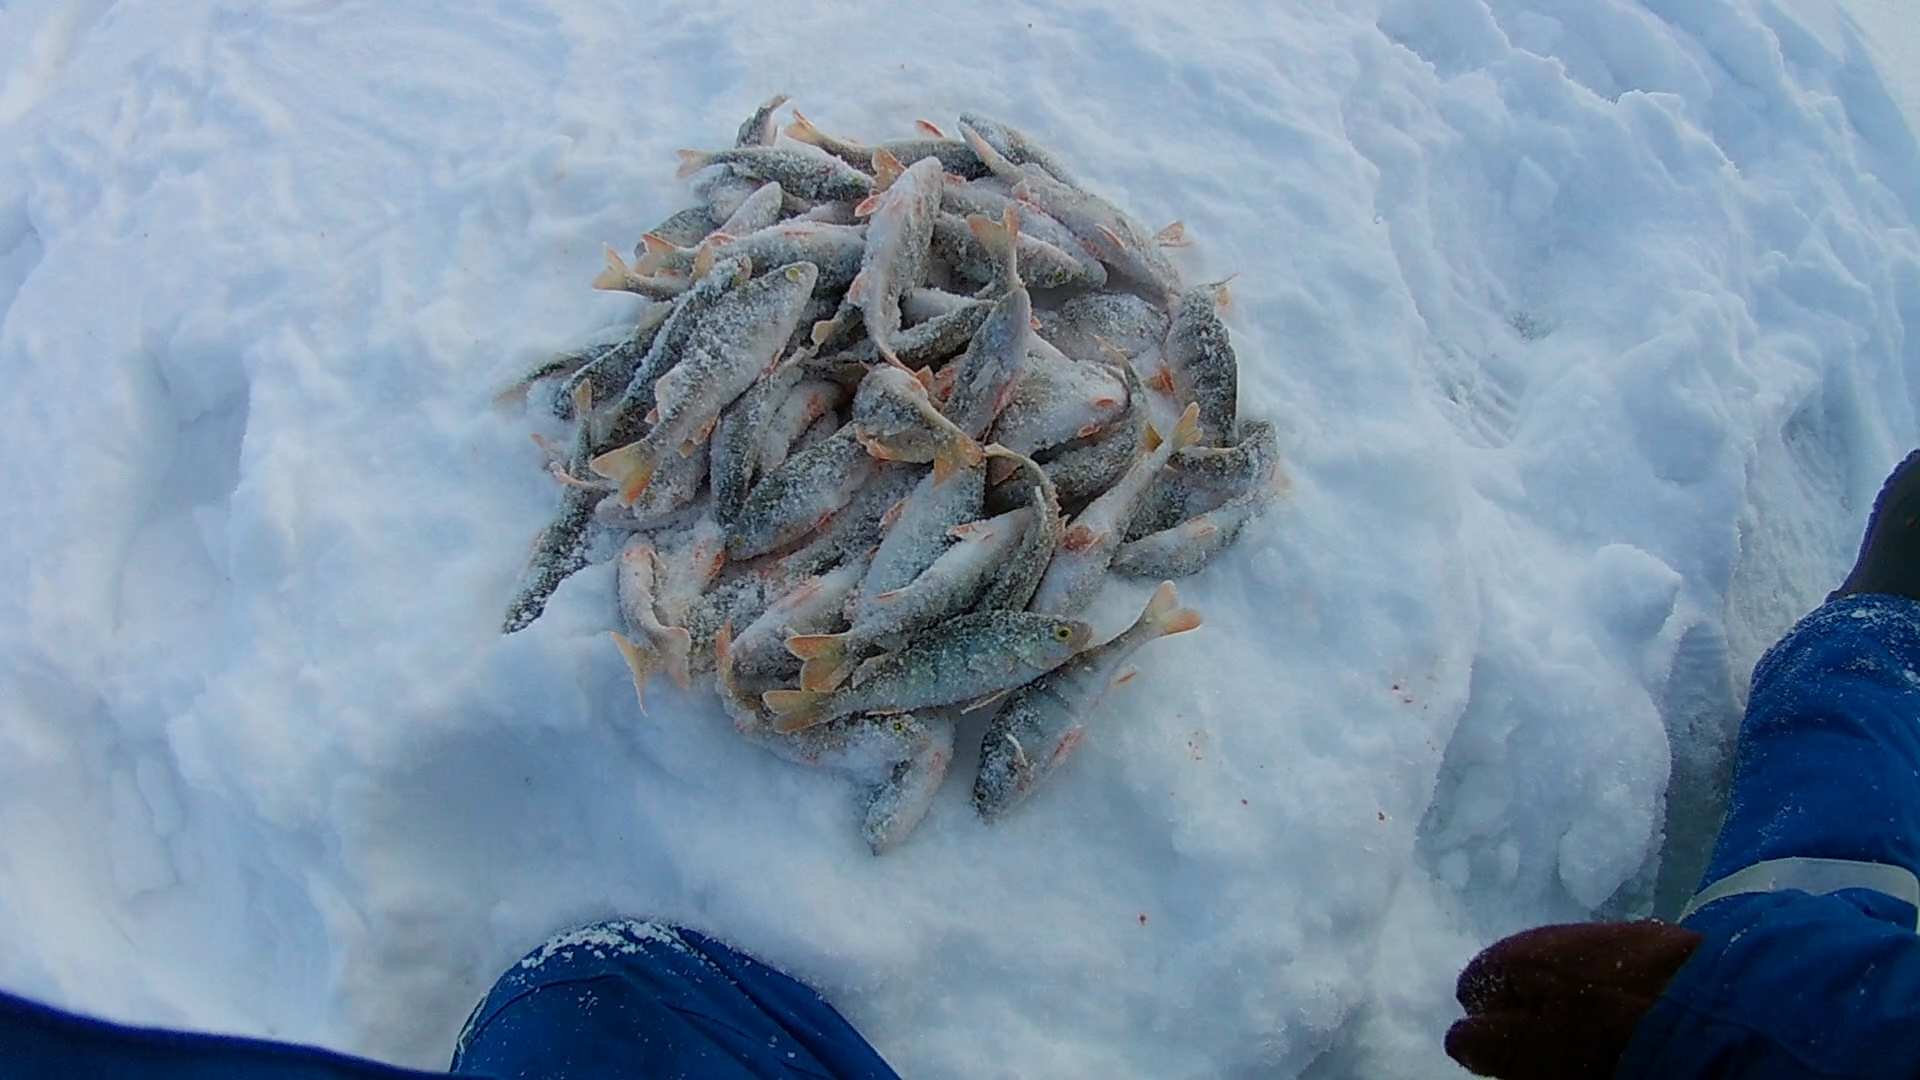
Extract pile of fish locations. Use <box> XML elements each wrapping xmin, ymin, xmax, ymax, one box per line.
<box><xmin>497</xmin><ymin>96</ymin><xmax>1282</xmax><ymax>852</ymax></box>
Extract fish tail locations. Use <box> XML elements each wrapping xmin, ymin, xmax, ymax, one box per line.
<box><xmin>675</xmin><ymin>149</ymin><xmax>712</xmax><ymax>180</ymax></box>
<box><xmin>786</xmin><ymin>109</ymin><xmax>826</xmax><ymax>146</ymax></box>
<box><xmin>763</xmin><ymin>689</ymin><xmax>830</xmax><ymax>732</ymax></box>
<box><xmin>592</xmin><ymin>244</ymin><xmax>634</xmax><ymax>291</ymax></box>
<box><xmin>657</xmin><ymin>625</ymin><xmax>694</xmax><ymax>690</ymax></box>
<box><xmin>787</xmin><ymin>632</ymin><xmax>853</xmax><ymax>692</ymax></box>
<box><xmin>589</xmin><ymin>442</ymin><xmax>659</xmax><ymax>506</ymax></box>
<box><xmin>1141</xmin><ymin>581</ymin><xmax>1203</xmax><ymax>636</ymax></box>
<box><xmin>608</xmin><ymin>631</ymin><xmax>658</xmax><ymax>715</ymax></box>
<box><xmin>960</xmin><ymin>123</ymin><xmax>1019</xmax><ymax>179</ymax></box>
<box><xmin>634</xmin><ymin>232</ymin><xmax>680</xmax><ymax>275</ymax></box>
<box><xmin>1171</xmin><ymin>402</ymin><xmax>1202</xmax><ymax>451</ymax></box>
<box><xmin>966</xmin><ymin>207</ymin><xmax>1023</xmax><ymax>291</ymax></box>
<box><xmin>871</xmin><ymin>148</ymin><xmax>906</xmax><ymax>192</ymax></box>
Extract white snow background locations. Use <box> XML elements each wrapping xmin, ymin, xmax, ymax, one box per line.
<box><xmin>1</xmin><ymin>0</ymin><xmax>1917</xmax><ymax>1076</ymax></box>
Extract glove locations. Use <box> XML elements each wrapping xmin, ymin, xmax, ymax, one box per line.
<box><xmin>1445</xmin><ymin>920</ymin><xmax>1704</xmax><ymax>1079</ymax></box>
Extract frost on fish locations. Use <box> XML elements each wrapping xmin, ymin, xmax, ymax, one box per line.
<box><xmin>848</xmin><ymin>154</ymin><xmax>945</xmax><ymax>366</ymax></box>
<box><xmin>961</xmin><ymin>123</ymin><xmax>1183</xmax><ymax>304</ymax></box>
<box><xmin>596</xmin><ymin>254</ymin><xmax>754</xmax><ymax>451</ymax></box>
<box><xmin>675</xmin><ymin>144</ymin><xmax>875</xmax><ymax>204</ymax></box>
<box><xmin>856</xmin><ymin>460</ymin><xmax>988</xmax><ymax>622</ymax></box>
<box><xmin>789</xmin><ymin>507</ymin><xmax>1033</xmax><ymax>692</ymax></box>
<box><xmin>939</xmin><ymin>246</ymin><xmax>1033</xmax><ymax>441</ymax></box>
<box><xmin>715</xmin><ymin>181</ymin><xmax>786</xmax><ymax>238</ymax></box>
<box><xmin>974</xmin><ymin>581</ymin><xmax>1201</xmax><ymax>820</ymax></box>
<box><xmin>609</xmin><ymin>538</ymin><xmax>694</xmax><ymax>712</ymax></box>
<box><xmin>763</xmin><ymin>609</ymin><xmax>1092</xmax><ymax>732</ymax></box>
<box><xmin>956</xmin><ymin>111</ymin><xmax>1082</xmax><ymax>187</ymax></box>
<box><xmin>635</xmin><ymin>222</ymin><xmax>867</xmax><ymax>297</ymax></box>
<box><xmin>1129</xmin><ymin>419</ymin><xmax>1280</xmax><ymax>540</ymax></box>
<box><xmin>1163</xmin><ymin>280</ymin><xmax>1240</xmax><ymax>445</ymax></box>
<box><xmin>787</xmin><ymin>108</ymin><xmax>989</xmax><ymax>180</ymax></box>
<box><xmin>591</xmin><ymin>262</ymin><xmax>820</xmax><ymax>505</ymax></box>
<box><xmin>503</xmin><ymin>396</ymin><xmax>607</xmax><ymax>634</ymax></box>
<box><xmin>931</xmin><ymin>212</ymin><xmax>1101</xmax><ymax>293</ymax></box>
<box><xmin>974</xmin><ymin>448</ymin><xmax>1062</xmax><ymax>615</ymax></box>
<box><xmin>735</xmin><ymin>93</ymin><xmax>791</xmax><ymax>149</ymax></box>
<box><xmin>1035</xmin><ymin>291</ymin><xmax>1171</xmax><ymax>363</ymax></box>
<box><xmin>850</xmin><ymin>365</ymin><xmax>983</xmax><ymax>482</ymax></box>
<box><xmin>1027</xmin><ymin>352</ymin><xmax>1151</xmax><ymax>513</ymax></box>
<box><xmin>1029</xmin><ymin>404</ymin><xmax>1201</xmax><ymax>617</ymax></box>
<box><xmin>725</xmin><ymin>423</ymin><xmax>874</xmax><ymax>561</ymax></box>
<box><xmin>990</xmin><ymin>342</ymin><xmax>1129</xmax><ymax>459</ymax></box>
<box><xmin>634</xmin><ymin>205</ymin><xmax>719</xmax><ymax>257</ymax></box>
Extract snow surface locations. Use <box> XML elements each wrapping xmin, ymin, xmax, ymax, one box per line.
<box><xmin>0</xmin><ymin>0</ymin><xmax>1917</xmax><ymax>1076</ymax></box>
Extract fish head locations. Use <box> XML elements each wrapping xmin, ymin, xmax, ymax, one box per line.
<box><xmin>972</xmin><ymin>728</ymin><xmax>1037</xmax><ymax>821</ymax></box>
<box><xmin>1017</xmin><ymin>618</ymin><xmax>1093</xmax><ymax>669</ymax></box>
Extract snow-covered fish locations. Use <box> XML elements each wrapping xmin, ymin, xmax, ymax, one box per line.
<box><xmin>990</xmin><ymin>341</ymin><xmax>1129</xmax><ymax>459</ymax></box>
<box><xmin>597</xmin><ymin>253</ymin><xmax>754</xmax><ymax>450</ymax></box>
<box><xmin>930</xmin><ymin>212</ymin><xmax>1101</xmax><ymax>293</ymax></box>
<box><xmin>850</xmin><ymin>365</ymin><xmax>983</xmax><ymax>482</ymax></box>
<box><xmin>1161</xmin><ymin>279</ymin><xmax>1239</xmax><ymax>444</ymax></box>
<box><xmin>788</xmin><ymin>506</ymin><xmax>1035</xmax><ymax>692</ymax></box>
<box><xmin>725</xmin><ymin>422</ymin><xmax>875</xmax><ymax>561</ymax></box>
<box><xmin>763</xmin><ymin>609</ymin><xmax>1092</xmax><ymax>731</ymax></box>
<box><xmin>1113</xmin><ymin>472</ymin><xmax>1282</xmax><ymax>579</ymax></box>
<box><xmin>847</xmin><ymin>153</ymin><xmax>945</xmax><ymax>366</ymax></box>
<box><xmin>735</xmin><ymin>93</ymin><xmax>791</xmax><ymax>149</ymax></box>
<box><xmin>786</xmin><ymin>109</ymin><xmax>988</xmax><ymax>179</ymax></box>
<box><xmin>957</xmin><ymin>111</ymin><xmax>1082</xmax><ymax>187</ymax></box>
<box><xmin>961</xmin><ymin>124</ymin><xmax>1184</xmax><ymax>304</ymax></box>
<box><xmin>973</xmin><ymin>581</ymin><xmax>1200</xmax><ymax>819</ymax></box>
<box><xmin>676</xmin><ymin>144</ymin><xmax>875</xmax><ymax>203</ymax></box>
<box><xmin>635</xmin><ymin>222</ymin><xmax>867</xmax><ymax>296</ymax></box>
<box><xmin>608</xmin><ymin>538</ymin><xmax>695</xmax><ymax>712</ymax></box>
<box><xmin>591</xmin><ymin>261</ymin><xmax>820</xmax><ymax>504</ymax></box>
<box><xmin>715</xmin><ymin>181</ymin><xmax>786</xmax><ymax>238</ymax></box>
<box><xmin>974</xmin><ymin>446</ymin><xmax>1063</xmax><ymax>615</ymax></box>
<box><xmin>939</xmin><ymin>211</ymin><xmax>1033</xmax><ymax>440</ymax></box>
<box><xmin>1029</xmin><ymin>403</ymin><xmax>1201</xmax><ymax>616</ymax></box>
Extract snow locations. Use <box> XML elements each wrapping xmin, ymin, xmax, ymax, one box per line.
<box><xmin>0</xmin><ymin>0</ymin><xmax>1916</xmax><ymax>1076</ymax></box>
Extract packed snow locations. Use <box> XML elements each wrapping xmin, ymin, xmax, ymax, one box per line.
<box><xmin>1</xmin><ymin>0</ymin><xmax>1916</xmax><ymax>1076</ymax></box>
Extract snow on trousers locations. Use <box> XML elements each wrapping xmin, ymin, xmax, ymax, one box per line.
<box><xmin>1619</xmin><ymin>593</ymin><xmax>1920</xmax><ymax>1077</ymax></box>
<box><xmin>0</xmin><ymin>918</ymin><xmax>900</xmax><ymax>1079</ymax></box>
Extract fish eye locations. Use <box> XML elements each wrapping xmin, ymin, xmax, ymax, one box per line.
<box><xmin>1054</xmin><ymin>626</ymin><xmax>1074</xmax><ymax>641</ymax></box>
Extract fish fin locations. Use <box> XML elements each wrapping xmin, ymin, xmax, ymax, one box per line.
<box><xmin>1142</xmin><ymin>580</ymin><xmax>1204</xmax><ymax>635</ymax></box>
<box><xmin>1210</xmin><ymin>274</ymin><xmax>1240</xmax><ymax>309</ymax></box>
<box><xmin>570</xmin><ymin>380</ymin><xmax>594</xmax><ymax>419</ymax></box>
<box><xmin>1096</xmin><ymin>222</ymin><xmax>1128</xmax><ymax>253</ymax></box>
<box><xmin>592</xmin><ymin>244</ymin><xmax>634</xmax><ymax>291</ymax></box>
<box><xmin>931</xmin><ymin>432</ymin><xmax>984</xmax><ymax>485</ymax></box>
<box><xmin>1171</xmin><ymin>402</ymin><xmax>1202</xmax><ymax>450</ymax></box>
<box><xmin>659</xmin><ymin>626</ymin><xmax>694</xmax><ymax>690</ymax></box>
<box><xmin>549</xmin><ymin>463</ymin><xmax>609</xmax><ymax>491</ymax></box>
<box><xmin>1113</xmin><ymin>667</ymin><xmax>1140</xmax><ymax>686</ymax></box>
<box><xmin>1143</xmin><ymin>424</ymin><xmax>1163</xmax><ymax>453</ymax></box>
<box><xmin>1061</xmin><ymin>523</ymin><xmax>1104</xmax><ymax>552</ymax></box>
<box><xmin>764</xmin><ymin>689</ymin><xmax>830</xmax><ymax>732</ymax></box>
<box><xmin>914</xmin><ymin>365</ymin><xmax>937</xmax><ymax>393</ymax></box>
<box><xmin>785</xmin><ymin>631</ymin><xmax>846</xmax><ymax>662</ymax></box>
<box><xmin>966</xmin><ymin>208</ymin><xmax>1023</xmax><ymax>290</ymax></box>
<box><xmin>872</xmin><ymin>148</ymin><xmax>906</xmax><ymax>191</ymax></box>
<box><xmin>878</xmin><ymin>494</ymin><xmax>910</xmax><ymax>530</ymax></box>
<box><xmin>960</xmin><ymin>689</ymin><xmax>1008</xmax><ymax>714</ymax></box>
<box><xmin>785</xmin><ymin>109</ymin><xmax>826</xmax><ymax>146</ymax></box>
<box><xmin>810</xmin><ymin>316</ymin><xmax>842</xmax><ymax>347</ymax></box>
<box><xmin>854</xmin><ymin>191</ymin><xmax>883</xmax><ymax>218</ymax></box>
<box><xmin>1045</xmin><ymin>728</ymin><xmax>1086</xmax><ymax>768</ymax></box>
<box><xmin>692</xmin><ymin>241</ymin><xmax>719</xmax><ymax>280</ymax></box>
<box><xmin>1145</xmin><ymin>364</ymin><xmax>1177</xmax><ymax>393</ymax></box>
<box><xmin>635</xmin><ymin>233</ymin><xmax>678</xmax><ymax>275</ymax></box>
<box><xmin>1155</xmin><ymin>221</ymin><xmax>1192</xmax><ymax>247</ymax></box>
<box><xmin>589</xmin><ymin>442</ymin><xmax>659</xmax><ymax>506</ymax></box>
<box><xmin>607</xmin><ymin>631</ymin><xmax>656</xmax><ymax>715</ymax></box>
<box><xmin>797</xmin><ymin>649</ymin><xmax>855</xmax><ymax>693</ymax></box>
<box><xmin>915</xmin><ymin>118</ymin><xmax>947</xmax><ymax>138</ymax></box>
<box><xmin>960</xmin><ymin>123</ymin><xmax>1019</xmax><ymax>179</ymax></box>
<box><xmin>674</xmin><ymin>149</ymin><xmax>711</xmax><ymax>180</ymax></box>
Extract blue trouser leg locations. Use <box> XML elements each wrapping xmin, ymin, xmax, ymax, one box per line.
<box><xmin>449</xmin><ymin>919</ymin><xmax>900</xmax><ymax>1080</ymax></box>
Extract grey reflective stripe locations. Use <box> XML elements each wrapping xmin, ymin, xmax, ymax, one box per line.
<box><xmin>1679</xmin><ymin>857</ymin><xmax>1920</xmax><ymax>930</ymax></box>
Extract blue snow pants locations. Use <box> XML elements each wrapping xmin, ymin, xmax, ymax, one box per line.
<box><xmin>1619</xmin><ymin>593</ymin><xmax>1920</xmax><ymax>1077</ymax></box>
<box><xmin>0</xmin><ymin>919</ymin><xmax>899</xmax><ymax>1079</ymax></box>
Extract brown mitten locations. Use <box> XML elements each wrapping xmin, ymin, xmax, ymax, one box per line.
<box><xmin>1445</xmin><ymin>921</ymin><xmax>1704</xmax><ymax>1079</ymax></box>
